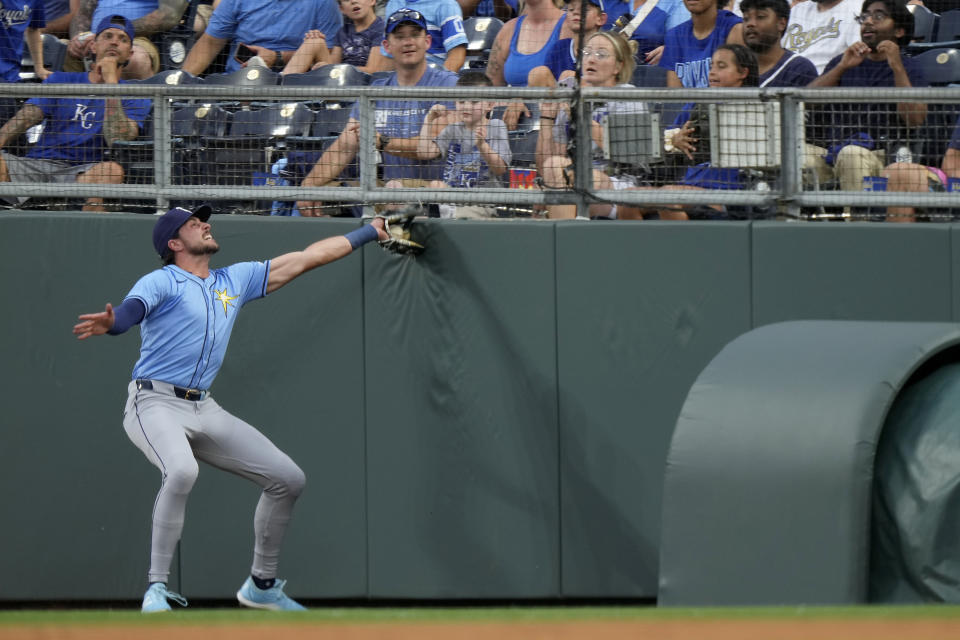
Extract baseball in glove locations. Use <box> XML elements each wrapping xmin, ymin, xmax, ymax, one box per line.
<box><xmin>375</xmin><ymin>205</ymin><xmax>426</xmax><ymax>255</ymax></box>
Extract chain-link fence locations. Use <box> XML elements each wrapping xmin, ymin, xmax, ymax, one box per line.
<box><xmin>0</xmin><ymin>81</ymin><xmax>958</xmax><ymax>220</ymax></box>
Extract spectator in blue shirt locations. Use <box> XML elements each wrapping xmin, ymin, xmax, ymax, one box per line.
<box><xmin>0</xmin><ymin>0</ymin><xmax>48</xmax><ymax>82</ymax></box>
<box><xmin>660</xmin><ymin>0</ymin><xmax>744</xmax><ymax>88</ymax></box>
<box><xmin>183</xmin><ymin>0</ymin><xmax>342</xmax><ymax>75</ymax></box>
<box><xmin>0</xmin><ymin>0</ymin><xmax>48</xmax><ymax>124</ymax></box>
<box><xmin>603</xmin><ymin>0</ymin><xmax>688</xmax><ymax>64</ymax></box>
<box><xmin>43</xmin><ymin>0</ymin><xmax>77</xmax><ymax>37</ymax></box>
<box><xmin>0</xmin><ymin>15</ymin><xmax>151</xmax><ymax>211</ymax></box>
<box><xmin>528</xmin><ymin>0</ymin><xmax>607</xmax><ymax>86</ymax></box>
<box><xmin>296</xmin><ymin>8</ymin><xmax>458</xmax><ymax>215</ymax></box>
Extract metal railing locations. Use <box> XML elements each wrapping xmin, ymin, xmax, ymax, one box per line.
<box><xmin>0</xmin><ymin>82</ymin><xmax>957</xmax><ymax>218</ymax></box>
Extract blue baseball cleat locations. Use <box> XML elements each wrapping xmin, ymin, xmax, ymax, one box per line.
<box><xmin>236</xmin><ymin>576</ymin><xmax>306</xmax><ymax>611</ymax></box>
<box><xmin>141</xmin><ymin>582</ymin><xmax>188</xmax><ymax>613</ymax></box>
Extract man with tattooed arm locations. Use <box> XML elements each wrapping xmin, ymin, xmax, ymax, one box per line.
<box><xmin>0</xmin><ymin>15</ymin><xmax>151</xmax><ymax>211</ymax></box>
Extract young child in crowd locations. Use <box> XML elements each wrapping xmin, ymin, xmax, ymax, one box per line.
<box><xmin>283</xmin><ymin>0</ymin><xmax>384</xmax><ymax>74</ymax></box>
<box><xmin>417</xmin><ymin>71</ymin><xmax>512</xmax><ymax>218</ymax></box>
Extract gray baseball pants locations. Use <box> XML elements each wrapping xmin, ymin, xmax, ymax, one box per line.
<box><xmin>122</xmin><ymin>380</ymin><xmax>306</xmax><ymax>584</ymax></box>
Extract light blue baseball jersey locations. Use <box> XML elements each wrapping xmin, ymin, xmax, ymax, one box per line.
<box><xmin>379</xmin><ymin>0</ymin><xmax>467</xmax><ymax>62</ymax></box>
<box><xmin>659</xmin><ymin>9</ymin><xmax>741</xmax><ymax>88</ymax></box>
<box><xmin>125</xmin><ymin>261</ymin><xmax>271</xmax><ymax>390</ymax></box>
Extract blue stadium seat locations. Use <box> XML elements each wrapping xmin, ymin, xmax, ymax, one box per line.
<box><xmin>158</xmin><ymin>0</ymin><xmax>202</xmax><ymax>71</ymax></box>
<box><xmin>130</xmin><ymin>69</ymin><xmax>203</xmax><ymax>85</ymax></box>
<box><xmin>281</xmin><ymin>63</ymin><xmax>371</xmax><ymax>87</ymax></box>
<box><xmin>204</xmin><ymin>65</ymin><xmax>281</xmax><ymax>86</ymax></box>
<box><xmin>202</xmin><ymin>102</ymin><xmax>313</xmax><ymax>190</ymax></box>
<box><xmin>463</xmin><ymin>17</ymin><xmax>503</xmax><ymax>69</ymax></box>
<box><xmin>912</xmin><ymin>47</ymin><xmax>960</xmax><ymax>86</ymax></box>
<box><xmin>936</xmin><ymin>9</ymin><xmax>960</xmax><ymax>43</ymax></box>
<box><xmin>908</xmin><ymin>3</ymin><xmax>938</xmax><ymax>44</ymax></box>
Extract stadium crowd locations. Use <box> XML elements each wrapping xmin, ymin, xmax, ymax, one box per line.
<box><xmin>0</xmin><ymin>0</ymin><xmax>957</xmax><ymax>220</ymax></box>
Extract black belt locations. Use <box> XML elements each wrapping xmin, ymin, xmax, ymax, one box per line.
<box><xmin>135</xmin><ymin>379</ymin><xmax>207</xmax><ymax>401</ymax></box>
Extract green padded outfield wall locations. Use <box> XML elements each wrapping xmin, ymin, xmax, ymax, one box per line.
<box><xmin>659</xmin><ymin>321</ymin><xmax>960</xmax><ymax>606</ymax></box>
<box><xmin>1</xmin><ymin>214</ymin><xmax>958</xmax><ymax>602</ymax></box>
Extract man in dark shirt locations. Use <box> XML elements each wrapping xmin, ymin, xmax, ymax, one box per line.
<box><xmin>742</xmin><ymin>0</ymin><xmax>817</xmax><ymax>87</ymax></box>
<box><xmin>807</xmin><ymin>0</ymin><xmax>926</xmax><ymax>192</ymax></box>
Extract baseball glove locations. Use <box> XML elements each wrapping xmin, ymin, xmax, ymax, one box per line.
<box><xmin>375</xmin><ymin>205</ymin><xmax>426</xmax><ymax>255</ymax></box>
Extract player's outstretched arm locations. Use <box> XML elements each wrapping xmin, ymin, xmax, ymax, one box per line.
<box><xmin>73</xmin><ymin>298</ymin><xmax>146</xmax><ymax>339</ymax></box>
<box><xmin>73</xmin><ymin>303</ymin><xmax>116</xmax><ymax>340</ymax></box>
<box><xmin>266</xmin><ymin>218</ymin><xmax>389</xmax><ymax>294</ymax></box>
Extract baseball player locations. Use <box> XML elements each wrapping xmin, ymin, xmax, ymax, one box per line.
<box><xmin>72</xmin><ymin>205</ymin><xmax>388</xmax><ymax>612</ymax></box>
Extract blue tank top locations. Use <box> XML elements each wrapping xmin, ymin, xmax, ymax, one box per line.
<box><xmin>503</xmin><ymin>13</ymin><xmax>566</xmax><ymax>87</ymax></box>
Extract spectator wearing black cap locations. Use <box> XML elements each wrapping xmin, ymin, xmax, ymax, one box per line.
<box><xmin>0</xmin><ymin>15</ymin><xmax>151</xmax><ymax>211</ymax></box>
<box><xmin>296</xmin><ymin>8</ymin><xmax>458</xmax><ymax>215</ymax></box>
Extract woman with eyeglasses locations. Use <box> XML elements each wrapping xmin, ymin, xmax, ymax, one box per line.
<box><xmin>536</xmin><ymin>30</ymin><xmax>650</xmax><ymax>219</ymax></box>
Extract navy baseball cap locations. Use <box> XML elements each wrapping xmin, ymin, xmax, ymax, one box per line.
<box><xmin>95</xmin><ymin>14</ymin><xmax>136</xmax><ymax>42</ymax></box>
<box><xmin>386</xmin><ymin>8</ymin><xmax>428</xmax><ymax>33</ymax></box>
<box><xmin>153</xmin><ymin>204</ymin><xmax>212</xmax><ymax>257</ymax></box>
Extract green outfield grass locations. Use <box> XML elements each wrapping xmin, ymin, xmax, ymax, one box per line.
<box><xmin>3</xmin><ymin>604</ymin><xmax>960</xmax><ymax>626</ymax></box>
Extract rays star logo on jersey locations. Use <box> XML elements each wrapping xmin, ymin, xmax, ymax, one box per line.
<box><xmin>214</xmin><ymin>288</ymin><xmax>238</xmax><ymax>316</ymax></box>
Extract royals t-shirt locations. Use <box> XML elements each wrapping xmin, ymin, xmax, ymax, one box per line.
<box><xmin>659</xmin><ymin>9</ymin><xmax>741</xmax><ymax>88</ymax></box>
<box><xmin>26</xmin><ymin>72</ymin><xmax>151</xmax><ymax>165</ymax></box>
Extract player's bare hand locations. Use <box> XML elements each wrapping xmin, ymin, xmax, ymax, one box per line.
<box><xmin>34</xmin><ymin>67</ymin><xmax>52</xmax><ymax>81</ymax></box>
<box><xmin>73</xmin><ymin>303</ymin><xmax>115</xmax><ymax>340</ymax></box>
<box><xmin>370</xmin><ymin>216</ymin><xmax>389</xmax><ymax>242</ymax></box>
